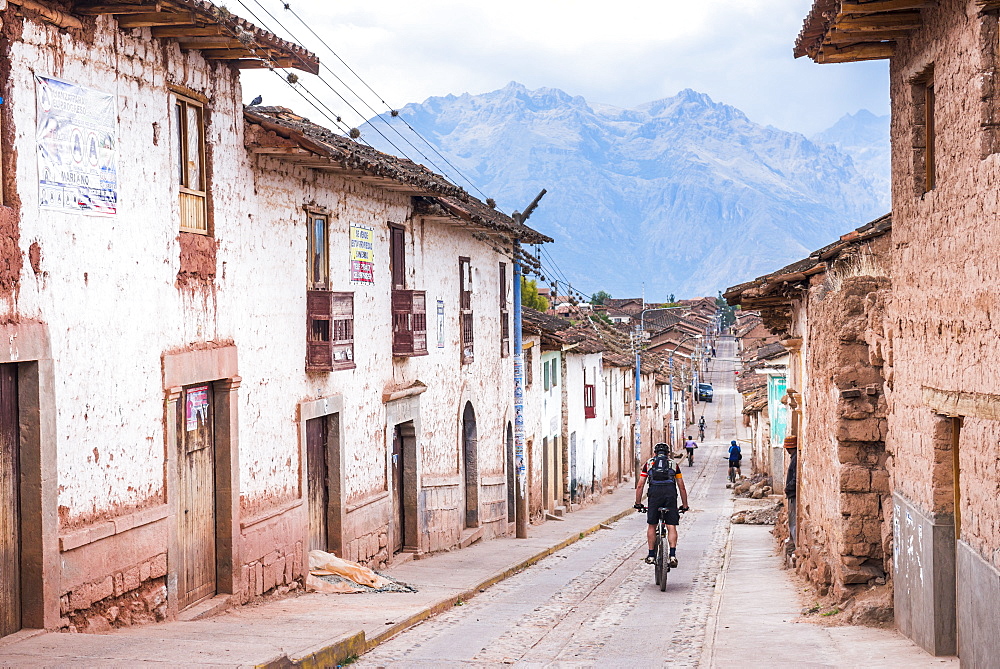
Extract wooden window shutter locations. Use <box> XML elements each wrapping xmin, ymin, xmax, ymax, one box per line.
<box><xmin>500</xmin><ymin>262</ymin><xmax>509</xmax><ymax>358</ymax></box>
<box><xmin>460</xmin><ymin>257</ymin><xmax>474</xmax><ymax>364</ymax></box>
<box><xmin>392</xmin><ymin>289</ymin><xmax>429</xmax><ymax>357</ymax></box>
<box><xmin>390</xmin><ymin>224</ymin><xmax>406</xmax><ymax>290</ymax></box>
<box><xmin>412</xmin><ymin>290</ymin><xmax>428</xmax><ymax>354</ymax></box>
<box><xmin>525</xmin><ymin>347</ymin><xmax>533</xmax><ymax>387</ymax></box>
<box><xmin>307</xmin><ymin>290</ymin><xmax>333</xmax><ymax>371</ymax></box>
<box><xmin>330</xmin><ymin>292</ymin><xmax>355</xmax><ymax>370</ymax></box>
<box><xmin>584</xmin><ymin>384</ymin><xmax>596</xmax><ymax>419</ymax></box>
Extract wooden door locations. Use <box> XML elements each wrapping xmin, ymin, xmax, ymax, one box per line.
<box><xmin>0</xmin><ymin>364</ymin><xmax>20</xmax><ymax>637</ymax></box>
<box><xmin>306</xmin><ymin>416</ymin><xmax>329</xmax><ymax>552</ymax></box>
<box><xmin>541</xmin><ymin>437</ymin><xmax>549</xmax><ymax>512</ymax></box>
<box><xmin>178</xmin><ymin>384</ymin><xmax>216</xmax><ymax>609</ymax></box>
<box><xmin>391</xmin><ymin>426</ymin><xmax>404</xmax><ymax>554</ymax></box>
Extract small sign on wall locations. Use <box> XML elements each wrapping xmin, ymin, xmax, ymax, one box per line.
<box><xmin>185</xmin><ymin>385</ymin><xmax>210</xmax><ymax>431</ymax></box>
<box><xmin>350</xmin><ymin>223</ymin><xmax>374</xmax><ymax>283</ymax></box>
<box><xmin>436</xmin><ymin>299</ymin><xmax>445</xmax><ymax>348</ymax></box>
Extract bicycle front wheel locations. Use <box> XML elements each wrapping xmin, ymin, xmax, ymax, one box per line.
<box><xmin>658</xmin><ymin>536</ymin><xmax>669</xmax><ymax>591</ymax></box>
<box><xmin>654</xmin><ymin>535</ymin><xmax>663</xmax><ymax>586</ymax></box>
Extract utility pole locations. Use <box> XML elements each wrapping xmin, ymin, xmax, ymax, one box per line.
<box><xmin>512</xmin><ymin>189</ymin><xmax>546</xmax><ymax>539</ymax></box>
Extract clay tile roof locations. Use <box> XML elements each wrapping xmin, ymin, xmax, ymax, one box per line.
<box><xmin>522</xmin><ymin>307</ymin><xmax>571</xmax><ymax>342</ymax></box>
<box><xmin>244</xmin><ymin>106</ymin><xmax>550</xmax><ymax>245</ymax></box>
<box><xmin>756</xmin><ymin>342</ymin><xmax>788</xmax><ymax>361</ymax></box>
<box><xmin>70</xmin><ymin>0</ymin><xmax>318</xmax><ymax>72</ymax></box>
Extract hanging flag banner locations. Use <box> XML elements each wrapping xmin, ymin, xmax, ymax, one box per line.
<box><xmin>36</xmin><ymin>75</ymin><xmax>118</xmax><ymax>216</ymax></box>
<box><xmin>350</xmin><ymin>223</ymin><xmax>374</xmax><ymax>283</ymax></box>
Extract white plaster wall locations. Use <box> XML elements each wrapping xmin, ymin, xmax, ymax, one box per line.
<box><xmin>247</xmin><ymin>158</ymin><xmax>514</xmax><ymax>513</ymax></box>
<box><xmin>565</xmin><ymin>352</ymin><xmax>603</xmax><ymax>494</ymax></box>
<box><xmin>540</xmin><ymin>350</ymin><xmax>561</xmax><ymax>444</ymax></box>
<box><xmin>9</xmin><ymin>16</ymin><xmax>244</xmax><ymax>527</ymax></box>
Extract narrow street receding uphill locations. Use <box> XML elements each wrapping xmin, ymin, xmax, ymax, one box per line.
<box><xmin>357</xmin><ymin>339</ymin><xmax>743</xmax><ymax>667</ymax></box>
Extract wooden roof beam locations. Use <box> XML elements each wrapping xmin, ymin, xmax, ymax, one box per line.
<box><xmin>840</xmin><ymin>0</ymin><xmax>935</xmax><ymax>13</ymax></box>
<box><xmin>836</xmin><ymin>12</ymin><xmax>922</xmax><ymax>30</ymax></box>
<box><xmin>818</xmin><ymin>42</ymin><xmax>896</xmax><ymax>62</ymax></box>
<box><xmin>151</xmin><ymin>25</ymin><xmax>224</xmax><ymax>37</ymax></box>
<box><xmin>116</xmin><ymin>12</ymin><xmax>198</xmax><ymax>27</ymax></box>
<box><xmin>76</xmin><ymin>4</ymin><xmax>163</xmax><ymax>14</ymax></box>
<box><xmin>826</xmin><ymin>29</ymin><xmax>911</xmax><ymax>43</ymax></box>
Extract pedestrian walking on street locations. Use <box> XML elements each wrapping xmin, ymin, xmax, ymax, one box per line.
<box><xmin>635</xmin><ymin>443</ymin><xmax>690</xmax><ymax>568</ymax></box>
<box><xmin>783</xmin><ymin>435</ymin><xmax>798</xmax><ymax>550</ymax></box>
<box><xmin>727</xmin><ymin>440</ymin><xmax>742</xmax><ymax>483</ymax></box>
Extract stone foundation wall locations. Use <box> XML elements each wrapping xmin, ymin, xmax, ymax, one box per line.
<box><xmin>60</xmin><ymin>554</ymin><xmax>168</xmax><ymax>632</ymax></box>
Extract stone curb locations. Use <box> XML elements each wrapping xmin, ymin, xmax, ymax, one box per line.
<box><xmin>699</xmin><ymin>524</ymin><xmax>735</xmax><ymax>668</ymax></box>
<box><xmin>258</xmin><ymin>504</ymin><xmax>637</xmax><ymax>668</ymax></box>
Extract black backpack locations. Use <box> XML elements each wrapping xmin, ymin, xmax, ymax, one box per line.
<box><xmin>647</xmin><ymin>453</ymin><xmax>676</xmax><ymax>488</ymax></box>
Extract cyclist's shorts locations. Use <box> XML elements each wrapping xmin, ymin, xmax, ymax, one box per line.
<box><xmin>729</xmin><ymin>460</ymin><xmax>741</xmax><ymax>467</ymax></box>
<box><xmin>647</xmin><ymin>488</ymin><xmax>679</xmax><ymax>525</ymax></box>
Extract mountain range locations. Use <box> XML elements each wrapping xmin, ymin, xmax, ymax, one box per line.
<box><xmin>363</xmin><ymin>83</ymin><xmax>889</xmax><ymax>299</ymax></box>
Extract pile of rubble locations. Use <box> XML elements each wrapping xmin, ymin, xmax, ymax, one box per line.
<box><xmin>730</xmin><ymin>473</ymin><xmax>773</xmax><ymax>499</ymax></box>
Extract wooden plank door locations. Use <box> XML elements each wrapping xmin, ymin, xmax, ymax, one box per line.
<box><xmin>391</xmin><ymin>426</ymin><xmax>404</xmax><ymax>554</ymax></box>
<box><xmin>178</xmin><ymin>384</ymin><xmax>216</xmax><ymax>609</ymax></box>
<box><xmin>306</xmin><ymin>416</ymin><xmax>329</xmax><ymax>552</ymax></box>
<box><xmin>0</xmin><ymin>364</ymin><xmax>20</xmax><ymax>637</ymax></box>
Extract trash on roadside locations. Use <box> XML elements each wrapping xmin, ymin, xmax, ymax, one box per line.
<box><xmin>306</xmin><ymin>550</ymin><xmax>417</xmax><ymax>594</ymax></box>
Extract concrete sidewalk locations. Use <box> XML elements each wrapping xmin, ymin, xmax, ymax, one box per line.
<box><xmin>701</xmin><ymin>515</ymin><xmax>958</xmax><ymax>668</ymax></box>
<box><xmin>0</xmin><ymin>487</ymin><xmax>636</xmax><ymax>668</ymax></box>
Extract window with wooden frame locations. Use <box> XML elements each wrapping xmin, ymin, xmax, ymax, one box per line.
<box><xmin>624</xmin><ymin>375</ymin><xmax>632</xmax><ymax>415</ymax></box>
<box><xmin>911</xmin><ymin>67</ymin><xmax>936</xmax><ymax>195</ymax></box>
<box><xmin>460</xmin><ymin>256</ymin><xmax>474</xmax><ymax>364</ymax></box>
<box><xmin>306</xmin><ymin>210</ymin><xmax>330</xmax><ymax>290</ymax></box>
<box><xmin>525</xmin><ymin>346</ymin><xmax>533</xmax><ymax>387</ymax></box>
<box><xmin>584</xmin><ymin>384</ymin><xmax>596</xmax><ymax>419</ymax></box>
<box><xmin>499</xmin><ymin>262</ymin><xmax>510</xmax><ymax>357</ymax></box>
<box><xmin>543</xmin><ymin>359</ymin><xmax>551</xmax><ymax>391</ymax></box>
<box><xmin>980</xmin><ymin>13</ymin><xmax>1000</xmax><ymax>157</ymax></box>
<box><xmin>174</xmin><ymin>95</ymin><xmax>208</xmax><ymax>233</ymax></box>
<box><xmin>392</xmin><ymin>289</ymin><xmax>428</xmax><ymax>356</ymax></box>
<box><xmin>389</xmin><ymin>223</ymin><xmax>406</xmax><ymax>290</ymax></box>
<box><xmin>307</xmin><ymin>291</ymin><xmax>355</xmax><ymax>371</ymax></box>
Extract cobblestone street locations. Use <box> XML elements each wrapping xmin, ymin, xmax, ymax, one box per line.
<box><xmin>357</xmin><ymin>346</ymin><xmax>741</xmax><ymax>667</ymax></box>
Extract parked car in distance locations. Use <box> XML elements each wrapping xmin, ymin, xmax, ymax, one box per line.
<box><xmin>698</xmin><ymin>383</ymin><xmax>714</xmax><ymax>402</ymax></box>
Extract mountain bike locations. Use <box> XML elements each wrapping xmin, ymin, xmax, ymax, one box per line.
<box><xmin>685</xmin><ymin>447</ymin><xmax>695</xmax><ymax>467</ymax></box>
<box><xmin>639</xmin><ymin>505</ymin><xmax>685</xmax><ymax>591</ymax></box>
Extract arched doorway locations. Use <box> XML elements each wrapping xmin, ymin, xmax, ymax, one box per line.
<box><xmin>462</xmin><ymin>402</ymin><xmax>479</xmax><ymax>528</ymax></box>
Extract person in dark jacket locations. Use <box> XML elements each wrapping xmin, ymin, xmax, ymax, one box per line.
<box><xmin>784</xmin><ymin>436</ymin><xmax>798</xmax><ymax>546</ymax></box>
<box><xmin>727</xmin><ymin>440</ymin><xmax>742</xmax><ymax>482</ymax></box>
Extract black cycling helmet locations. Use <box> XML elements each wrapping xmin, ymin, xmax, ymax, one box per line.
<box><xmin>654</xmin><ymin>442</ymin><xmax>669</xmax><ymax>454</ymax></box>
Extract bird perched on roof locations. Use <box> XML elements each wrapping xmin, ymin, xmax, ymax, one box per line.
<box><xmin>249</xmin><ymin>95</ymin><xmax>263</xmax><ymax>106</ymax></box>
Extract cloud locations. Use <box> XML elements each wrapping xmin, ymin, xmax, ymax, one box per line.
<box><xmin>236</xmin><ymin>0</ymin><xmax>888</xmax><ymax>136</ymax></box>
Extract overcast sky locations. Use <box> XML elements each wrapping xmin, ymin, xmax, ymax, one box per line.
<box><xmin>234</xmin><ymin>0</ymin><xmax>888</xmax><ymax>138</ymax></box>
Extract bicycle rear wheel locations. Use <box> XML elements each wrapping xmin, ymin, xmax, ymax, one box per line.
<box><xmin>658</xmin><ymin>536</ymin><xmax>669</xmax><ymax>591</ymax></box>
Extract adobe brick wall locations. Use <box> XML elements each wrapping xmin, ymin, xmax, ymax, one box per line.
<box><xmin>889</xmin><ymin>0</ymin><xmax>1000</xmax><ymax>574</ymax></box>
<box><xmin>792</xmin><ymin>266</ymin><xmax>891</xmax><ymax>600</ymax></box>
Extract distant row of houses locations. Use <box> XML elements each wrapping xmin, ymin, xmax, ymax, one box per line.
<box><xmin>724</xmin><ymin>0</ymin><xmax>1000</xmax><ymax>662</ymax></box>
<box><xmin>0</xmin><ymin>0</ymin><xmax>717</xmax><ymax>637</ymax></box>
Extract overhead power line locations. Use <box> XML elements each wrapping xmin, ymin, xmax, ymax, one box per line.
<box><xmin>276</xmin><ymin>0</ymin><xmax>493</xmax><ymax>203</ymax></box>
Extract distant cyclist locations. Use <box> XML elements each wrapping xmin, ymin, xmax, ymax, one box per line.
<box><xmin>728</xmin><ymin>440</ymin><xmax>743</xmax><ymax>483</ymax></box>
<box><xmin>683</xmin><ymin>435</ymin><xmax>698</xmax><ymax>467</ymax></box>
<box><xmin>698</xmin><ymin>416</ymin><xmax>706</xmax><ymax>441</ymax></box>
<box><xmin>634</xmin><ymin>443</ymin><xmax>690</xmax><ymax>567</ymax></box>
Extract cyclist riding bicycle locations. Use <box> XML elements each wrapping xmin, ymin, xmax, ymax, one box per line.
<box><xmin>683</xmin><ymin>435</ymin><xmax>698</xmax><ymax>466</ymax></box>
<box><xmin>698</xmin><ymin>416</ymin><xmax>706</xmax><ymax>440</ymax></box>
<box><xmin>634</xmin><ymin>443</ymin><xmax>689</xmax><ymax>567</ymax></box>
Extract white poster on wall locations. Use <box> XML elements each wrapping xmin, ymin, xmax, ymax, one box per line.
<box><xmin>36</xmin><ymin>75</ymin><xmax>118</xmax><ymax>215</ymax></box>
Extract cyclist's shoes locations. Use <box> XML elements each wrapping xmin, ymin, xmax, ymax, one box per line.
<box><xmin>644</xmin><ymin>556</ymin><xmax>656</xmax><ymax>564</ymax></box>
<box><xmin>668</xmin><ymin>556</ymin><xmax>679</xmax><ymax>568</ymax></box>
